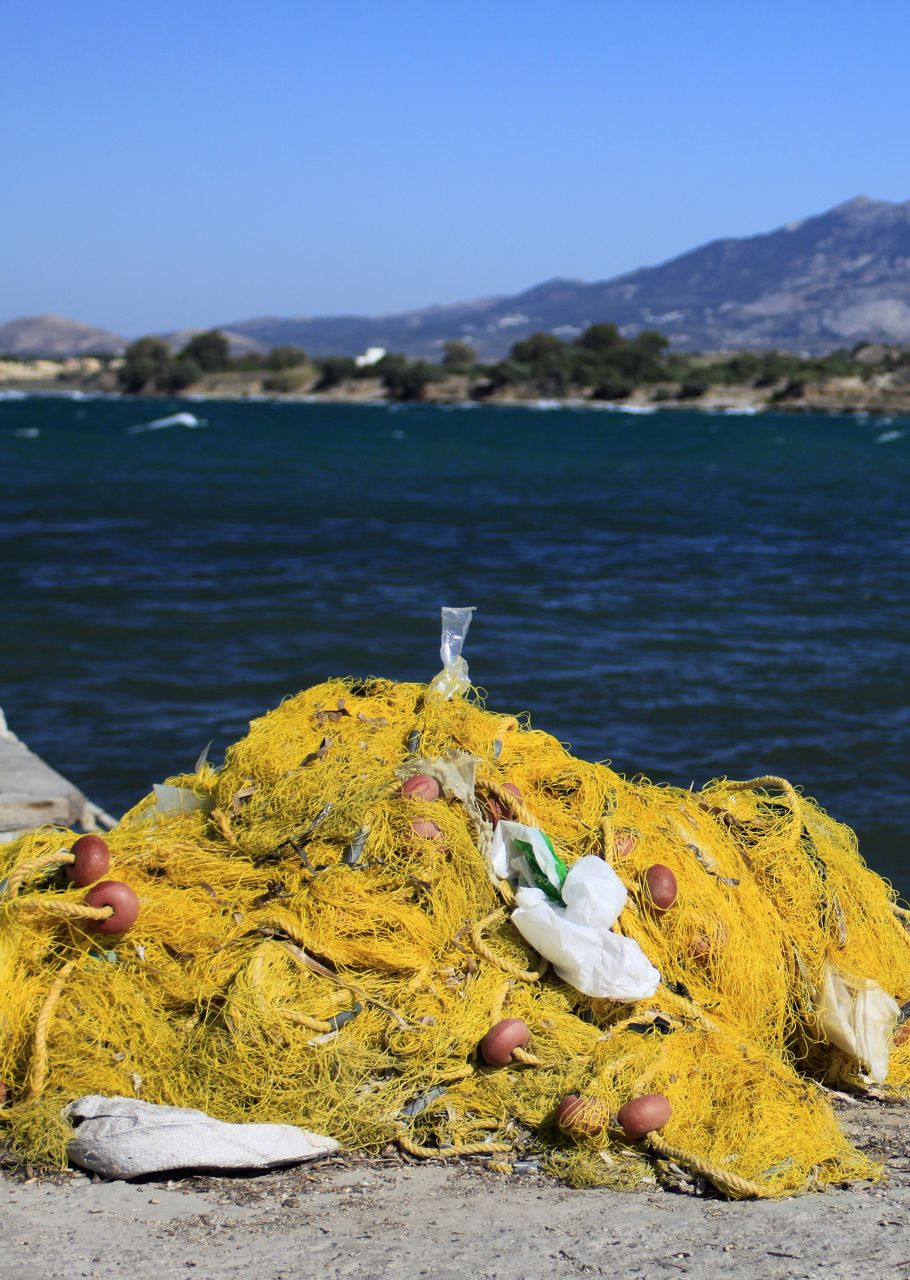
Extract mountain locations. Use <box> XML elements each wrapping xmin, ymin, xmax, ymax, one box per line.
<box><xmin>158</xmin><ymin>327</ymin><xmax>267</xmax><ymax>358</ymax></box>
<box><xmin>221</xmin><ymin>196</ymin><xmax>910</xmax><ymax>358</ymax></box>
<box><xmin>0</xmin><ymin>314</ymin><xmax>125</xmax><ymax>357</ymax></box>
<box><xmin>6</xmin><ymin>197</ymin><xmax>910</xmax><ymax>359</ymax></box>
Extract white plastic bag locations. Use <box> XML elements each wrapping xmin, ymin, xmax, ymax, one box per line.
<box><xmin>815</xmin><ymin>965</ymin><xmax>899</xmax><ymax>1084</ymax></box>
<box><xmin>428</xmin><ymin>606</ymin><xmax>476</xmax><ymax>701</ymax></box>
<box><xmin>491</xmin><ymin>821</ymin><xmax>660</xmax><ymax>1000</ymax></box>
<box><xmin>65</xmin><ymin>1095</ymin><xmax>339</xmax><ymax>1179</ymax></box>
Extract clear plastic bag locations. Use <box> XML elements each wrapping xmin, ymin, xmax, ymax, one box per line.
<box><xmin>815</xmin><ymin>964</ymin><xmax>899</xmax><ymax>1084</ymax></box>
<box><xmin>427</xmin><ymin>606</ymin><xmax>476</xmax><ymax>701</ymax></box>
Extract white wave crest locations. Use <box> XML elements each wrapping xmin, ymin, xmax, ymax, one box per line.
<box><xmin>127</xmin><ymin>412</ymin><xmax>207</xmax><ymax>435</ymax></box>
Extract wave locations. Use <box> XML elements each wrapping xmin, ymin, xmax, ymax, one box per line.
<box><xmin>126</xmin><ymin>412</ymin><xmax>207</xmax><ymax>435</ymax></box>
<box><xmin>13</xmin><ymin>427</ymin><xmax>40</xmax><ymax>438</ymax></box>
<box><xmin>876</xmin><ymin>429</ymin><xmax>904</xmax><ymax>444</ymax></box>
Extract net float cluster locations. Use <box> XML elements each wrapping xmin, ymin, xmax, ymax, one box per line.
<box><xmin>67</xmin><ymin>835</ymin><xmax>140</xmax><ymax>936</ymax></box>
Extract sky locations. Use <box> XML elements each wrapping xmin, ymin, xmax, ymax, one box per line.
<box><xmin>3</xmin><ymin>0</ymin><xmax>909</xmax><ymax>335</ymax></box>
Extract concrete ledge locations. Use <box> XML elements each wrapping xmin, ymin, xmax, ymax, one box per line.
<box><xmin>0</xmin><ymin>710</ymin><xmax>113</xmax><ymax>842</ymax></box>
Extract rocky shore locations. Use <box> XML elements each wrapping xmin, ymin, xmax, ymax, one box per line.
<box><xmin>3</xmin><ymin>354</ymin><xmax>910</xmax><ymax>416</ymax></box>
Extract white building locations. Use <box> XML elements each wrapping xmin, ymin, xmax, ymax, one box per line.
<box><xmin>354</xmin><ymin>346</ymin><xmax>387</xmax><ymax>368</ymax></box>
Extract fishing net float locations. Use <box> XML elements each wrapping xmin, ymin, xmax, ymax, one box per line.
<box><xmin>2</xmin><ymin>608</ymin><xmax>909</xmax><ymax>1197</ymax></box>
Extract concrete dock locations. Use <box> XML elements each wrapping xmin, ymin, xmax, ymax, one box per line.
<box><xmin>0</xmin><ymin>707</ymin><xmax>114</xmax><ymax>842</ymax></box>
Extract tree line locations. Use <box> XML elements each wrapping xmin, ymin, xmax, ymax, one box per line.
<box><xmin>117</xmin><ymin>325</ymin><xmax>882</xmax><ymax>401</ymax></box>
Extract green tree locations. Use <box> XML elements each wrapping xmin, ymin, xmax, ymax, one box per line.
<box><xmin>160</xmin><ymin>357</ymin><xmax>202</xmax><ymax>392</ymax></box>
<box><xmin>378</xmin><ymin>354</ymin><xmax>445</xmax><ymax>401</ymax></box>
<box><xmin>590</xmin><ymin>378</ymin><xmax>634</xmax><ymax>402</ymax></box>
<box><xmin>179</xmin><ymin>329</ymin><xmax>230</xmax><ymax>372</ymax></box>
<box><xmin>575</xmin><ymin>323</ymin><xmax>622</xmax><ymax>354</ymax></box>
<box><xmin>505</xmin><ymin>333</ymin><xmax>572</xmax><ymax>395</ymax></box>
<box><xmin>441</xmin><ymin>340</ymin><xmax>476</xmax><ymax>371</ymax></box>
<box><xmin>117</xmin><ymin>337</ymin><xmax>172</xmax><ymax>393</ymax></box>
<box><xmin>510</xmin><ymin>332</ymin><xmax>566</xmax><ymax>365</ymax></box>
<box><xmin>477</xmin><ymin>359</ymin><xmax>531</xmax><ymax>393</ymax></box>
<box><xmin>631</xmin><ymin>330</ymin><xmax>670</xmax><ymax>358</ymax></box>
<box><xmin>314</xmin><ymin>355</ymin><xmax>357</xmax><ymax>391</ymax></box>
<box><xmin>265</xmin><ymin>345</ymin><xmax>308</xmax><ymax>370</ymax></box>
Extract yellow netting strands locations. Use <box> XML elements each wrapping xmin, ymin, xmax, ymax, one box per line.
<box><xmin>2</xmin><ymin>677</ymin><xmax>910</xmax><ymax>1196</ymax></box>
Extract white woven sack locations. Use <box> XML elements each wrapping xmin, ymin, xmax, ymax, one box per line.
<box><xmin>66</xmin><ymin>1094</ymin><xmax>339</xmax><ymax>1179</ymax></box>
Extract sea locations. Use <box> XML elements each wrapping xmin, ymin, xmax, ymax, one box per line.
<box><xmin>2</xmin><ymin>393</ymin><xmax>909</xmax><ymax>886</ymax></box>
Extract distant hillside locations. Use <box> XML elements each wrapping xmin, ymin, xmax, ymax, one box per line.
<box><xmin>0</xmin><ymin>314</ymin><xmax>125</xmax><ymax>356</ymax></box>
<box><xmin>221</xmin><ymin>196</ymin><xmax>910</xmax><ymax>358</ymax></box>
<box><xmin>158</xmin><ymin>327</ymin><xmax>268</xmax><ymax>358</ymax></box>
<box><xmin>6</xmin><ymin>196</ymin><xmax>910</xmax><ymax>358</ymax></box>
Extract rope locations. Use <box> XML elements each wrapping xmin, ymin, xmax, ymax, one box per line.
<box><xmin>646</xmin><ymin>1133</ymin><xmax>774</xmax><ymax>1199</ymax></box>
<box><xmin>716</xmin><ymin>776</ymin><xmax>803</xmax><ymax>847</ymax></box>
<box><xmin>4</xmin><ymin>850</ymin><xmax>74</xmax><ymax>899</ymax></box>
<box><xmin>481</xmin><ymin>777</ymin><xmax>538</xmax><ymax>831</ymax></box>
<box><xmin>438</xmin><ymin>1064</ymin><xmax>473</xmax><ymax>1084</ymax></box>
<box><xmin>511</xmin><ymin>1046</ymin><xmax>545</xmax><ymax>1066</ymax></box>
<box><xmin>284</xmin><ymin>1010</ymin><xmax>334</xmax><ymax>1033</ymax></box>
<box><xmin>470</xmin><ymin>909</ymin><xmax>547</xmax><ymax>982</ymax></box>
<box><xmin>11</xmin><ymin>898</ymin><xmax>112</xmax><ymax>924</ymax></box>
<box><xmin>598</xmin><ymin>816</ymin><xmax>616</xmax><ymax>860</ymax></box>
<box><xmin>398</xmin><ymin>1134</ymin><xmax>511</xmax><ymax>1159</ymax></box>
<box><xmin>490</xmin><ymin>979</ymin><xmax>512</xmax><ymax>1022</ymax></box>
<box><xmin>27</xmin><ymin>960</ymin><xmax>77</xmax><ymax>1099</ymax></box>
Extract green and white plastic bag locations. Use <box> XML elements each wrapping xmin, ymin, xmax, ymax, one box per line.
<box><xmin>490</xmin><ymin>820</ymin><xmax>660</xmax><ymax>1000</ymax></box>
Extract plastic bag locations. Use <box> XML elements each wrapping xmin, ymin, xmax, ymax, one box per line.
<box><xmin>490</xmin><ymin>819</ymin><xmax>567</xmax><ymax>900</ymax></box>
<box><xmin>65</xmin><ymin>1095</ymin><xmax>339</xmax><ymax>1179</ymax></box>
<box><xmin>490</xmin><ymin>821</ymin><xmax>660</xmax><ymax>1000</ymax></box>
<box><xmin>427</xmin><ymin>606</ymin><xmax>476</xmax><ymax>701</ymax></box>
<box><xmin>815</xmin><ymin>965</ymin><xmax>899</xmax><ymax>1084</ymax></box>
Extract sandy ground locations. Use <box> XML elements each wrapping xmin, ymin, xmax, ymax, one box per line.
<box><xmin>4</xmin><ymin>1098</ymin><xmax>910</xmax><ymax>1280</ymax></box>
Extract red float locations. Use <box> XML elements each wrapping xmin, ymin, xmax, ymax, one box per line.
<box><xmin>410</xmin><ymin>819</ymin><xmax>442</xmax><ymax>841</ymax></box>
<box><xmin>555</xmin><ymin>1094</ymin><xmax>606</xmax><ymax>1137</ymax></box>
<box><xmin>67</xmin><ymin>835</ymin><xmax>111</xmax><ymax>887</ymax></box>
<box><xmin>617</xmin><ymin>1093</ymin><xmax>672</xmax><ymax>1140</ymax></box>
<box><xmin>401</xmin><ymin>774</ymin><xmax>440</xmax><ymax>801</ymax></box>
<box><xmin>480</xmin><ymin>1018</ymin><xmax>531</xmax><ymax>1066</ymax></box>
<box><xmin>84</xmin><ymin>881</ymin><xmax>140</xmax><ymax>935</ymax></box>
<box><xmin>613</xmin><ymin>829</ymin><xmax>637</xmax><ymax>860</ymax></box>
<box><xmin>644</xmin><ymin>864</ymin><xmax>678</xmax><ymax>912</ymax></box>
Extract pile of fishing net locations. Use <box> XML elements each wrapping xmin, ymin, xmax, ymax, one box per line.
<box><xmin>3</xmin><ymin>624</ymin><xmax>910</xmax><ymax>1198</ymax></box>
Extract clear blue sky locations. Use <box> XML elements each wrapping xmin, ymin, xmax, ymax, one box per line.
<box><xmin>3</xmin><ymin>0</ymin><xmax>908</xmax><ymax>335</ymax></box>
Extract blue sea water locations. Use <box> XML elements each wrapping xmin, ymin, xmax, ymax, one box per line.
<box><xmin>2</xmin><ymin>394</ymin><xmax>909</xmax><ymax>885</ymax></box>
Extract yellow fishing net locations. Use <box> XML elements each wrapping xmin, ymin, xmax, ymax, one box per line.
<box><xmin>2</xmin><ymin>674</ymin><xmax>910</xmax><ymax>1197</ymax></box>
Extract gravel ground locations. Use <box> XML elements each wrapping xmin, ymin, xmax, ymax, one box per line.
<box><xmin>3</xmin><ymin>1098</ymin><xmax>910</xmax><ymax>1280</ymax></box>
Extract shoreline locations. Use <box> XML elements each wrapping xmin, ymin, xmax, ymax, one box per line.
<box><xmin>3</xmin><ymin>377</ymin><xmax>910</xmax><ymax>419</ymax></box>
<box><xmin>3</xmin><ymin>1094</ymin><xmax>910</xmax><ymax>1279</ymax></box>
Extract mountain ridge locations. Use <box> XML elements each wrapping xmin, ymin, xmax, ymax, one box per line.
<box><xmin>218</xmin><ymin>195</ymin><xmax>910</xmax><ymax>357</ymax></box>
<box><xmin>4</xmin><ymin>196</ymin><xmax>910</xmax><ymax>358</ymax></box>
<box><xmin>0</xmin><ymin>314</ymin><xmax>125</xmax><ymax>357</ymax></box>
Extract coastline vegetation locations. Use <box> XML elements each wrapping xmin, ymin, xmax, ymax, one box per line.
<box><xmin>109</xmin><ymin>324</ymin><xmax>894</xmax><ymax>403</ymax></box>
<box><xmin>3</xmin><ymin>325</ymin><xmax>910</xmax><ymax>412</ymax></box>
